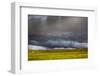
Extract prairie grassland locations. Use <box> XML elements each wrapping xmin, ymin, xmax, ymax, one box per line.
<box><xmin>28</xmin><ymin>48</ymin><xmax>88</xmax><ymax>61</ymax></box>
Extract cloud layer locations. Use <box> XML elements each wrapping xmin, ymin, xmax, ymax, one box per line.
<box><xmin>28</xmin><ymin>15</ymin><xmax>88</xmax><ymax>42</ymax></box>
<box><xmin>29</xmin><ymin>39</ymin><xmax>87</xmax><ymax>48</ymax></box>
<box><xmin>28</xmin><ymin>15</ymin><xmax>88</xmax><ymax>49</ymax></box>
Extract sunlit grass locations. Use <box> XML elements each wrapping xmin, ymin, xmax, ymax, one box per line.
<box><xmin>28</xmin><ymin>48</ymin><xmax>88</xmax><ymax>61</ymax></box>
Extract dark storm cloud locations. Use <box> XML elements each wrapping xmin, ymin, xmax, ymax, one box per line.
<box><xmin>28</xmin><ymin>15</ymin><xmax>88</xmax><ymax>42</ymax></box>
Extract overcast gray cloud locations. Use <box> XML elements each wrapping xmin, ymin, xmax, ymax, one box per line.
<box><xmin>28</xmin><ymin>15</ymin><xmax>88</xmax><ymax>43</ymax></box>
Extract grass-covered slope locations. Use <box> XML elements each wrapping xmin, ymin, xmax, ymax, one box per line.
<box><xmin>28</xmin><ymin>48</ymin><xmax>88</xmax><ymax>61</ymax></box>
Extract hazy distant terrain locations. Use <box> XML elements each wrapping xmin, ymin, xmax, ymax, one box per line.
<box><xmin>28</xmin><ymin>35</ymin><xmax>87</xmax><ymax>49</ymax></box>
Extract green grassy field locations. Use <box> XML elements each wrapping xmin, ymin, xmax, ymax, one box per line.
<box><xmin>28</xmin><ymin>48</ymin><xmax>88</xmax><ymax>61</ymax></box>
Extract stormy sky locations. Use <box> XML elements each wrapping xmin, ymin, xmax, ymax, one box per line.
<box><xmin>28</xmin><ymin>15</ymin><xmax>88</xmax><ymax>43</ymax></box>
